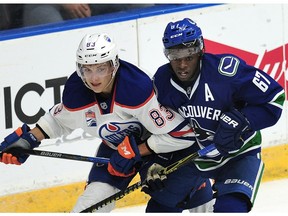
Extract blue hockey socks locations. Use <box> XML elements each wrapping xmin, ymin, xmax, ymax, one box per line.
<box><xmin>213</xmin><ymin>193</ymin><xmax>250</xmax><ymax>212</ymax></box>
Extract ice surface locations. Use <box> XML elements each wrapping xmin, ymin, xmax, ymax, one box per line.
<box><xmin>112</xmin><ymin>178</ymin><xmax>288</xmax><ymax>213</ymax></box>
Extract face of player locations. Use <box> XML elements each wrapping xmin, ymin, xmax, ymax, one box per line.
<box><xmin>81</xmin><ymin>62</ymin><xmax>115</xmax><ymax>93</ymax></box>
<box><xmin>170</xmin><ymin>53</ymin><xmax>201</xmax><ymax>82</ymax></box>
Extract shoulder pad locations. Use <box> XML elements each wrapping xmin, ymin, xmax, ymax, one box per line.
<box><xmin>62</xmin><ymin>72</ymin><xmax>95</xmax><ymax>110</ymax></box>
<box><xmin>115</xmin><ymin>60</ymin><xmax>154</xmax><ymax>107</ymax></box>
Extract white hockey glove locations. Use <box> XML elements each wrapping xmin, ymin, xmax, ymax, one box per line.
<box><xmin>141</xmin><ymin>163</ymin><xmax>167</xmax><ymax>194</ymax></box>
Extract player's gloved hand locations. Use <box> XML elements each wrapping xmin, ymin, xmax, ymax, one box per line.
<box><xmin>0</xmin><ymin>124</ymin><xmax>41</xmax><ymax>165</ymax></box>
<box><xmin>213</xmin><ymin>108</ymin><xmax>250</xmax><ymax>156</ymax></box>
<box><xmin>108</xmin><ymin>135</ymin><xmax>142</xmax><ymax>177</ymax></box>
<box><xmin>141</xmin><ymin>163</ymin><xmax>167</xmax><ymax>194</ymax></box>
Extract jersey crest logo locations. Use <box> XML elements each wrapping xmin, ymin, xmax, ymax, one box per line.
<box><xmin>218</xmin><ymin>56</ymin><xmax>240</xmax><ymax>76</ymax></box>
<box><xmin>85</xmin><ymin>110</ymin><xmax>97</xmax><ymax>127</ymax></box>
<box><xmin>99</xmin><ymin>121</ymin><xmax>143</xmax><ymax>144</ymax></box>
<box><xmin>190</xmin><ymin>118</ymin><xmax>214</xmax><ymax>142</ymax></box>
<box><xmin>106</xmin><ymin>123</ymin><xmax>118</xmax><ymax>131</ymax></box>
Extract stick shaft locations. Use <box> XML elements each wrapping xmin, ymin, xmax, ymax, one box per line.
<box><xmin>19</xmin><ymin>148</ymin><xmax>110</xmax><ymax>164</ymax></box>
<box><xmin>163</xmin><ymin>143</ymin><xmax>216</xmax><ymax>175</ymax></box>
<box><xmin>81</xmin><ymin>181</ymin><xmax>142</xmax><ymax>213</ymax></box>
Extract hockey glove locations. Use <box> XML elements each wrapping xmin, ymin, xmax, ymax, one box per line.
<box><xmin>141</xmin><ymin>163</ymin><xmax>167</xmax><ymax>194</ymax></box>
<box><xmin>213</xmin><ymin>108</ymin><xmax>250</xmax><ymax>156</ymax></box>
<box><xmin>108</xmin><ymin>135</ymin><xmax>142</xmax><ymax>177</ymax></box>
<box><xmin>0</xmin><ymin>124</ymin><xmax>41</xmax><ymax>165</ymax></box>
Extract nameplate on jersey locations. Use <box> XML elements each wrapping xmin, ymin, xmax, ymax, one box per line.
<box><xmin>218</xmin><ymin>56</ymin><xmax>240</xmax><ymax>77</ymax></box>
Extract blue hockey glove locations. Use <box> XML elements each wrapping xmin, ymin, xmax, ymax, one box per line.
<box><xmin>108</xmin><ymin>135</ymin><xmax>142</xmax><ymax>177</ymax></box>
<box><xmin>213</xmin><ymin>108</ymin><xmax>250</xmax><ymax>156</ymax></box>
<box><xmin>141</xmin><ymin>163</ymin><xmax>167</xmax><ymax>194</ymax></box>
<box><xmin>0</xmin><ymin>124</ymin><xmax>41</xmax><ymax>164</ymax></box>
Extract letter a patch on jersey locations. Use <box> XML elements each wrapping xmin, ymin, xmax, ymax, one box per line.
<box><xmin>218</xmin><ymin>56</ymin><xmax>240</xmax><ymax>76</ymax></box>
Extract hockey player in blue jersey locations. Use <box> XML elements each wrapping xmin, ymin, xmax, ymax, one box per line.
<box><xmin>0</xmin><ymin>32</ymin><xmax>213</xmax><ymax>212</ymax></box>
<box><xmin>141</xmin><ymin>18</ymin><xmax>285</xmax><ymax>212</ymax></box>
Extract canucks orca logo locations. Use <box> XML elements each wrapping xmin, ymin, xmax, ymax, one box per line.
<box><xmin>218</xmin><ymin>56</ymin><xmax>240</xmax><ymax>77</ymax></box>
<box><xmin>190</xmin><ymin>118</ymin><xmax>214</xmax><ymax>142</ymax></box>
<box><xmin>99</xmin><ymin>121</ymin><xmax>144</xmax><ymax>144</ymax></box>
<box><xmin>190</xmin><ymin>119</ymin><xmax>221</xmax><ymax>158</ymax></box>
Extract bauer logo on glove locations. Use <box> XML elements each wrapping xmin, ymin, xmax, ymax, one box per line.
<box><xmin>213</xmin><ymin>108</ymin><xmax>250</xmax><ymax>156</ymax></box>
<box><xmin>219</xmin><ymin>113</ymin><xmax>240</xmax><ymax>128</ymax></box>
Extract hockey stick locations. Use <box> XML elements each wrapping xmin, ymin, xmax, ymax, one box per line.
<box><xmin>0</xmin><ymin>148</ymin><xmax>110</xmax><ymax>164</ymax></box>
<box><xmin>81</xmin><ymin>143</ymin><xmax>216</xmax><ymax>212</ymax></box>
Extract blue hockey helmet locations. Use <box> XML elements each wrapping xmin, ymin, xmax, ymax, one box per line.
<box><xmin>163</xmin><ymin>18</ymin><xmax>204</xmax><ymax>48</ymax></box>
<box><xmin>162</xmin><ymin>18</ymin><xmax>204</xmax><ymax>60</ymax></box>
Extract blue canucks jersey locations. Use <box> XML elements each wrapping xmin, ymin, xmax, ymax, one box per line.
<box><xmin>153</xmin><ymin>53</ymin><xmax>285</xmax><ymax>171</ymax></box>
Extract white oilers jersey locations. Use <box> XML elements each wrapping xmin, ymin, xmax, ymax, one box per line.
<box><xmin>37</xmin><ymin>59</ymin><xmax>195</xmax><ymax>152</ymax></box>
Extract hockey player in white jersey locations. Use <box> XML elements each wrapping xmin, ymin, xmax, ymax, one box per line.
<box><xmin>0</xmin><ymin>33</ymin><xmax>213</xmax><ymax>212</ymax></box>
